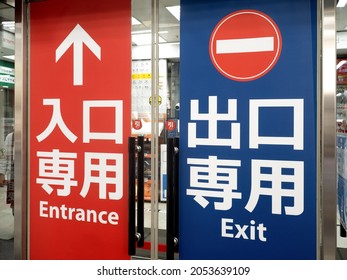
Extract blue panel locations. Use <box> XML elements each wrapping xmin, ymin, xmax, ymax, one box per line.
<box><xmin>180</xmin><ymin>0</ymin><xmax>317</xmax><ymax>259</ymax></box>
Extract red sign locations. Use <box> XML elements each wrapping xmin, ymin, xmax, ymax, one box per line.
<box><xmin>132</xmin><ymin>119</ymin><xmax>142</xmax><ymax>130</ymax></box>
<box><xmin>209</xmin><ymin>10</ymin><xmax>282</xmax><ymax>82</ymax></box>
<box><xmin>165</xmin><ymin>120</ymin><xmax>177</xmax><ymax>131</ymax></box>
<box><xmin>30</xmin><ymin>0</ymin><xmax>131</xmax><ymax>259</ymax></box>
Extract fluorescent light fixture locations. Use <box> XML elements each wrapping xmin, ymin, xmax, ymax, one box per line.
<box><xmin>132</xmin><ymin>34</ymin><xmax>166</xmax><ymax>45</ymax></box>
<box><xmin>2</xmin><ymin>21</ymin><xmax>14</xmax><ymax>26</ymax></box>
<box><xmin>132</xmin><ymin>30</ymin><xmax>151</xmax><ymax>35</ymax></box>
<box><xmin>132</xmin><ymin>17</ymin><xmax>141</xmax><ymax>25</ymax></box>
<box><xmin>3</xmin><ymin>55</ymin><xmax>14</xmax><ymax>61</ymax></box>
<box><xmin>337</xmin><ymin>60</ymin><xmax>347</xmax><ymax>69</ymax></box>
<box><xmin>1</xmin><ymin>21</ymin><xmax>15</xmax><ymax>31</ymax></box>
<box><xmin>337</xmin><ymin>0</ymin><xmax>347</xmax><ymax>7</ymax></box>
<box><xmin>132</xmin><ymin>30</ymin><xmax>168</xmax><ymax>35</ymax></box>
<box><xmin>166</xmin><ymin>5</ymin><xmax>180</xmax><ymax>21</ymax></box>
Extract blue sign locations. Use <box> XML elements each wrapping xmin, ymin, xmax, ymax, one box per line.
<box><xmin>179</xmin><ymin>0</ymin><xmax>317</xmax><ymax>259</ymax></box>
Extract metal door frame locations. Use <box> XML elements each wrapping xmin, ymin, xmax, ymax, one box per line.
<box><xmin>321</xmin><ymin>0</ymin><xmax>337</xmax><ymax>259</ymax></box>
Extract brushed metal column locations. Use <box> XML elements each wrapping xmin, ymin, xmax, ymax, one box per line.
<box><xmin>321</xmin><ymin>0</ymin><xmax>337</xmax><ymax>259</ymax></box>
<box><xmin>14</xmin><ymin>0</ymin><xmax>28</xmax><ymax>259</ymax></box>
<box><xmin>150</xmin><ymin>0</ymin><xmax>160</xmax><ymax>260</ymax></box>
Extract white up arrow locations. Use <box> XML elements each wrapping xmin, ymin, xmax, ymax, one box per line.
<box><xmin>56</xmin><ymin>24</ymin><xmax>101</xmax><ymax>86</ymax></box>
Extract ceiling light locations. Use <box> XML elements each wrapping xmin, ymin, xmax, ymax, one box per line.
<box><xmin>337</xmin><ymin>60</ymin><xmax>347</xmax><ymax>70</ymax></box>
<box><xmin>1</xmin><ymin>21</ymin><xmax>15</xmax><ymax>31</ymax></box>
<box><xmin>3</xmin><ymin>55</ymin><xmax>14</xmax><ymax>61</ymax></box>
<box><xmin>132</xmin><ymin>34</ymin><xmax>166</xmax><ymax>46</ymax></box>
<box><xmin>132</xmin><ymin>30</ymin><xmax>168</xmax><ymax>35</ymax></box>
<box><xmin>132</xmin><ymin>17</ymin><xmax>141</xmax><ymax>25</ymax></box>
<box><xmin>166</xmin><ymin>5</ymin><xmax>180</xmax><ymax>21</ymax></box>
<box><xmin>337</xmin><ymin>0</ymin><xmax>347</xmax><ymax>7</ymax></box>
<box><xmin>2</xmin><ymin>21</ymin><xmax>14</xmax><ymax>27</ymax></box>
<box><xmin>132</xmin><ymin>30</ymin><xmax>151</xmax><ymax>35</ymax></box>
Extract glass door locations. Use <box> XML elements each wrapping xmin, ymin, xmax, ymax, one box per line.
<box><xmin>336</xmin><ymin>0</ymin><xmax>347</xmax><ymax>260</ymax></box>
<box><xmin>0</xmin><ymin>1</ymin><xmax>15</xmax><ymax>260</ymax></box>
<box><xmin>130</xmin><ymin>0</ymin><xmax>180</xmax><ymax>259</ymax></box>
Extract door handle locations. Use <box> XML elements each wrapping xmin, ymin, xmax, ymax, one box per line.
<box><xmin>173</xmin><ymin>138</ymin><xmax>179</xmax><ymax>254</ymax></box>
<box><xmin>137</xmin><ymin>136</ymin><xmax>145</xmax><ymax>248</ymax></box>
<box><xmin>128</xmin><ymin>136</ymin><xmax>145</xmax><ymax>256</ymax></box>
<box><xmin>166</xmin><ymin>137</ymin><xmax>179</xmax><ymax>259</ymax></box>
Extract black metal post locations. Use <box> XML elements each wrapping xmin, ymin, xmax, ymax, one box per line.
<box><xmin>128</xmin><ymin>137</ymin><xmax>136</xmax><ymax>256</ymax></box>
<box><xmin>137</xmin><ymin>136</ymin><xmax>145</xmax><ymax>247</ymax></box>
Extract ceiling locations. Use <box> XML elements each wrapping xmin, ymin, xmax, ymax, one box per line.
<box><xmin>133</xmin><ymin>1</ymin><xmax>347</xmax><ymax>48</ymax></box>
<box><xmin>132</xmin><ymin>0</ymin><xmax>180</xmax><ymax>45</ymax></box>
<box><xmin>337</xmin><ymin>4</ymin><xmax>347</xmax><ymax>32</ymax></box>
<box><xmin>0</xmin><ymin>1</ymin><xmax>14</xmax><ymax>61</ymax></box>
<box><xmin>0</xmin><ymin>1</ymin><xmax>345</xmax><ymax>57</ymax></box>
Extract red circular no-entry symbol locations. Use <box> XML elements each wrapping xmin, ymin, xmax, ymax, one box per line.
<box><xmin>209</xmin><ymin>10</ymin><xmax>282</xmax><ymax>82</ymax></box>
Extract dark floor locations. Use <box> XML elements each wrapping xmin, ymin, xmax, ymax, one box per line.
<box><xmin>0</xmin><ymin>238</ymin><xmax>14</xmax><ymax>260</ymax></box>
<box><xmin>132</xmin><ymin>228</ymin><xmax>179</xmax><ymax>260</ymax></box>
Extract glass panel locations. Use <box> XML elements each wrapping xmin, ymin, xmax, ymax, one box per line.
<box><xmin>131</xmin><ymin>0</ymin><xmax>153</xmax><ymax>259</ymax></box>
<box><xmin>131</xmin><ymin>0</ymin><xmax>180</xmax><ymax>259</ymax></box>
<box><xmin>336</xmin><ymin>2</ymin><xmax>347</xmax><ymax>260</ymax></box>
<box><xmin>158</xmin><ymin>0</ymin><xmax>180</xmax><ymax>259</ymax></box>
<box><xmin>0</xmin><ymin>1</ymin><xmax>15</xmax><ymax>260</ymax></box>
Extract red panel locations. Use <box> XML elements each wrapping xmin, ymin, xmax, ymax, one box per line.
<box><xmin>29</xmin><ymin>0</ymin><xmax>131</xmax><ymax>259</ymax></box>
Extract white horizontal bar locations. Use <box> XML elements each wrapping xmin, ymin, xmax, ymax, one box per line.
<box><xmin>216</xmin><ymin>36</ymin><xmax>274</xmax><ymax>54</ymax></box>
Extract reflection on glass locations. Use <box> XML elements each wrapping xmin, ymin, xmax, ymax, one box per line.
<box><xmin>0</xmin><ymin>87</ymin><xmax>14</xmax><ymax>259</ymax></box>
<box><xmin>0</xmin><ymin>1</ymin><xmax>15</xmax><ymax>260</ymax></box>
